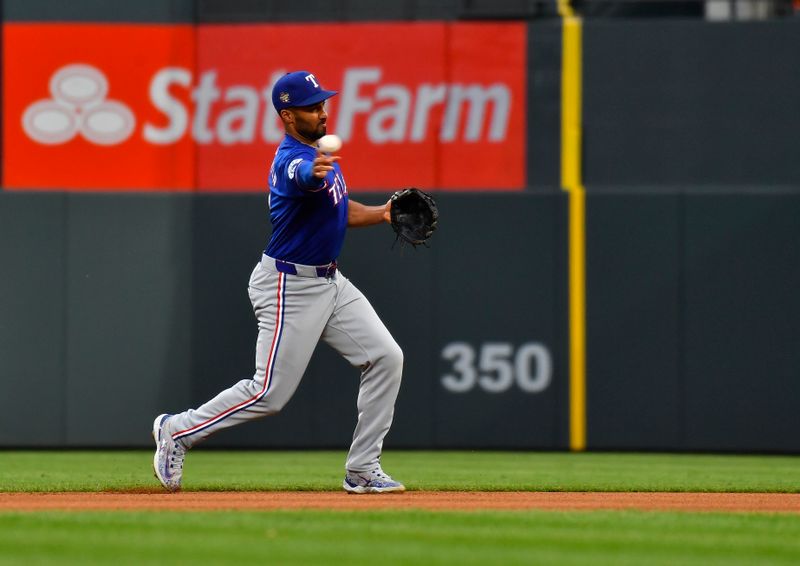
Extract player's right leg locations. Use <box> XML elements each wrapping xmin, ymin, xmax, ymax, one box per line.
<box><xmin>152</xmin><ymin>260</ymin><xmax>335</xmax><ymax>490</ymax></box>
<box><xmin>169</xmin><ymin>261</ymin><xmax>336</xmax><ymax>448</ymax></box>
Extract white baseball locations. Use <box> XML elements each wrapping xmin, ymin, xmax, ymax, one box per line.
<box><xmin>317</xmin><ymin>134</ymin><xmax>342</xmax><ymax>153</ymax></box>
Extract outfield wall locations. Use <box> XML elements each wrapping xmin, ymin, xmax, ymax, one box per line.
<box><xmin>583</xmin><ymin>21</ymin><xmax>800</xmax><ymax>187</ymax></box>
<box><xmin>585</xmin><ymin>188</ymin><xmax>800</xmax><ymax>452</ymax></box>
<box><xmin>1</xmin><ymin>10</ymin><xmax>799</xmax><ymax>451</ymax></box>
<box><xmin>2</xmin><ymin>189</ymin><xmax>799</xmax><ymax>451</ymax></box>
<box><xmin>0</xmin><ymin>192</ymin><xmax>570</xmax><ymax>449</ymax></box>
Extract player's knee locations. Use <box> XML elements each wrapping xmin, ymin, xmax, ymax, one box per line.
<box><xmin>378</xmin><ymin>340</ymin><xmax>404</xmax><ymax>371</ymax></box>
<box><xmin>263</xmin><ymin>402</ymin><xmax>285</xmax><ymax>416</ymax></box>
<box><xmin>256</xmin><ymin>393</ymin><xmax>289</xmax><ymax>416</ymax></box>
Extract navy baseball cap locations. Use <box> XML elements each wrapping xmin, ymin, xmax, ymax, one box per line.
<box><xmin>272</xmin><ymin>71</ymin><xmax>338</xmax><ymax>111</ymax></box>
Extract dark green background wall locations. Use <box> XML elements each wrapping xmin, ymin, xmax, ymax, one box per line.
<box><xmin>582</xmin><ymin>21</ymin><xmax>800</xmax><ymax>187</ymax></box>
<box><xmin>3</xmin><ymin>188</ymin><xmax>798</xmax><ymax>450</ymax></box>
<box><xmin>0</xmin><ymin>193</ymin><xmax>570</xmax><ymax>448</ymax></box>
<box><xmin>585</xmin><ymin>189</ymin><xmax>800</xmax><ymax>452</ymax></box>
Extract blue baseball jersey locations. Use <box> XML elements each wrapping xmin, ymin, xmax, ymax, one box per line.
<box><xmin>265</xmin><ymin>135</ymin><xmax>349</xmax><ymax>265</ymax></box>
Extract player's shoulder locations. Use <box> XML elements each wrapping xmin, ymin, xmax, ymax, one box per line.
<box><xmin>278</xmin><ymin>135</ymin><xmax>316</xmax><ymax>156</ymax></box>
<box><xmin>276</xmin><ymin>139</ymin><xmax>315</xmax><ymax>168</ymax></box>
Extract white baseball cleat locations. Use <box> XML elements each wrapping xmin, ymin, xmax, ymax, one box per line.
<box><xmin>343</xmin><ymin>467</ymin><xmax>405</xmax><ymax>494</ymax></box>
<box><xmin>152</xmin><ymin>414</ymin><xmax>185</xmax><ymax>492</ymax></box>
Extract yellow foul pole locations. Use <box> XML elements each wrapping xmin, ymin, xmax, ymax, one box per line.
<box><xmin>560</xmin><ymin>5</ymin><xmax>587</xmax><ymax>452</ymax></box>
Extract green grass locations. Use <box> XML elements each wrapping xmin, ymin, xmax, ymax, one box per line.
<box><xmin>1</xmin><ymin>509</ymin><xmax>799</xmax><ymax>565</ymax></box>
<box><xmin>2</xmin><ymin>451</ymin><xmax>800</xmax><ymax>565</ymax></box>
<box><xmin>1</xmin><ymin>450</ymin><xmax>799</xmax><ymax>492</ymax></box>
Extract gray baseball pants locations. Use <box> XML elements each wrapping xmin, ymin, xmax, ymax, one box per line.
<box><xmin>166</xmin><ymin>255</ymin><xmax>403</xmax><ymax>472</ymax></box>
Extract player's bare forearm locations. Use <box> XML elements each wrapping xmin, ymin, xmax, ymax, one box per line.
<box><xmin>348</xmin><ymin>199</ymin><xmax>391</xmax><ymax>227</ymax></box>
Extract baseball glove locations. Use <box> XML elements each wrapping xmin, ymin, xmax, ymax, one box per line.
<box><xmin>389</xmin><ymin>188</ymin><xmax>439</xmax><ymax>248</ymax></box>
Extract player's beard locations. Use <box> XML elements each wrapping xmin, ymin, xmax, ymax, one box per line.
<box><xmin>297</xmin><ymin>120</ymin><xmax>326</xmax><ymax>142</ymax></box>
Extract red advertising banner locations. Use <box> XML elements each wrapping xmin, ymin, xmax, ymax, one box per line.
<box><xmin>3</xmin><ymin>22</ymin><xmax>526</xmax><ymax>192</ymax></box>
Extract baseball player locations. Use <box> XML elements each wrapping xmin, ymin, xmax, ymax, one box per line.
<box><xmin>152</xmin><ymin>71</ymin><xmax>405</xmax><ymax>494</ymax></box>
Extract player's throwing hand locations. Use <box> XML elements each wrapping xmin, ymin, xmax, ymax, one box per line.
<box><xmin>312</xmin><ymin>152</ymin><xmax>340</xmax><ymax>178</ymax></box>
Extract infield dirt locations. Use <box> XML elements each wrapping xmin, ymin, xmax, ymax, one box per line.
<box><xmin>2</xmin><ymin>491</ymin><xmax>799</xmax><ymax>513</ymax></box>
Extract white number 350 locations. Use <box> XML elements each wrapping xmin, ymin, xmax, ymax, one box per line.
<box><xmin>441</xmin><ymin>342</ymin><xmax>552</xmax><ymax>394</ymax></box>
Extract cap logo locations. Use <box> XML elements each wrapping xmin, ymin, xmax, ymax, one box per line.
<box><xmin>305</xmin><ymin>74</ymin><xmax>320</xmax><ymax>88</ymax></box>
<box><xmin>279</xmin><ymin>92</ymin><xmax>290</xmax><ymax>103</ymax></box>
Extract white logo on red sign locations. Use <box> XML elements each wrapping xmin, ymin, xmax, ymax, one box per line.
<box><xmin>21</xmin><ymin>65</ymin><xmax>512</xmax><ymax>148</ymax></box>
<box><xmin>22</xmin><ymin>64</ymin><xmax>136</xmax><ymax>146</ymax></box>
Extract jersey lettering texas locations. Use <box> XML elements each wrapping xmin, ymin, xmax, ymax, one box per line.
<box><xmin>328</xmin><ymin>172</ymin><xmax>347</xmax><ymax>206</ymax></box>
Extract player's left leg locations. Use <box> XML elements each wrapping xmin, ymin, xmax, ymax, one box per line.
<box><xmin>321</xmin><ymin>273</ymin><xmax>404</xmax><ymax>493</ymax></box>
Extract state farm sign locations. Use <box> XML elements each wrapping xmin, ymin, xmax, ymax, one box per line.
<box><xmin>4</xmin><ymin>23</ymin><xmax>526</xmax><ymax>191</ymax></box>
<box><xmin>144</xmin><ymin>67</ymin><xmax>511</xmax><ymax>146</ymax></box>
